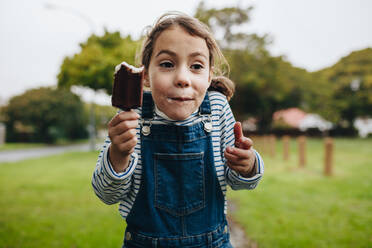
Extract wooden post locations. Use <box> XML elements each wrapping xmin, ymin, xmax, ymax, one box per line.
<box><xmin>263</xmin><ymin>135</ymin><xmax>269</xmax><ymax>155</ymax></box>
<box><xmin>255</xmin><ymin>136</ymin><xmax>263</xmax><ymax>154</ymax></box>
<box><xmin>270</xmin><ymin>135</ymin><xmax>276</xmax><ymax>157</ymax></box>
<box><xmin>251</xmin><ymin>135</ymin><xmax>258</xmax><ymax>150</ymax></box>
<box><xmin>298</xmin><ymin>136</ymin><xmax>306</xmax><ymax>167</ymax></box>
<box><xmin>283</xmin><ymin>135</ymin><xmax>290</xmax><ymax>161</ymax></box>
<box><xmin>324</xmin><ymin>137</ymin><xmax>333</xmax><ymax>176</ymax></box>
<box><xmin>253</xmin><ymin>136</ymin><xmax>262</xmax><ymax>154</ymax></box>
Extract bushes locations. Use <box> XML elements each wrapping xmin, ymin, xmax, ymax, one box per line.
<box><xmin>3</xmin><ymin>87</ymin><xmax>88</xmax><ymax>143</ymax></box>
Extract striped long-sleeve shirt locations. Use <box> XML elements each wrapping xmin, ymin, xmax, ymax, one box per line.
<box><xmin>92</xmin><ymin>91</ymin><xmax>264</xmax><ymax>219</ymax></box>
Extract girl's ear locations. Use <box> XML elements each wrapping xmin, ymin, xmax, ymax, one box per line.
<box><xmin>143</xmin><ymin>68</ymin><xmax>150</xmax><ymax>87</ymax></box>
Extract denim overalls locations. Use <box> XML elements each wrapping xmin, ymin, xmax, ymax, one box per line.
<box><xmin>123</xmin><ymin>92</ymin><xmax>232</xmax><ymax>248</ymax></box>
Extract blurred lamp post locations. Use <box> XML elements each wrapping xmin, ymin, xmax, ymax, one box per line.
<box><xmin>44</xmin><ymin>3</ymin><xmax>96</xmax><ymax>32</ymax></box>
<box><xmin>44</xmin><ymin>2</ymin><xmax>97</xmax><ymax>151</ymax></box>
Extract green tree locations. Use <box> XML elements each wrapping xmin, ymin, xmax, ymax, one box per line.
<box><xmin>317</xmin><ymin>48</ymin><xmax>372</xmax><ymax>131</ymax></box>
<box><xmin>194</xmin><ymin>2</ymin><xmax>322</xmax><ymax>130</ymax></box>
<box><xmin>91</xmin><ymin>104</ymin><xmax>117</xmax><ymax>130</ymax></box>
<box><xmin>56</xmin><ymin>2</ymin><xmax>348</xmax><ymax>134</ymax></box>
<box><xmin>3</xmin><ymin>87</ymin><xmax>88</xmax><ymax>143</ymax></box>
<box><xmin>227</xmin><ymin>51</ymin><xmax>324</xmax><ymax>131</ymax></box>
<box><xmin>195</xmin><ymin>2</ymin><xmax>274</xmax><ymax>129</ymax></box>
<box><xmin>226</xmin><ymin>49</ymin><xmax>278</xmax><ymax>129</ymax></box>
<box><xmin>58</xmin><ymin>30</ymin><xmax>140</xmax><ymax>95</ymax></box>
<box><xmin>194</xmin><ymin>1</ymin><xmax>268</xmax><ymax>51</ymax></box>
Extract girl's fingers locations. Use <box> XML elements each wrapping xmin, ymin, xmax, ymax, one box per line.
<box><xmin>227</xmin><ymin>160</ymin><xmax>247</xmax><ymax>169</ymax></box>
<box><xmin>235</xmin><ymin>136</ymin><xmax>253</xmax><ymax>150</ymax></box>
<box><xmin>226</xmin><ymin>158</ymin><xmax>252</xmax><ymax>170</ymax></box>
<box><xmin>110</xmin><ymin>129</ymin><xmax>138</xmax><ymax>155</ymax></box>
<box><xmin>239</xmin><ymin>137</ymin><xmax>253</xmax><ymax>150</ymax></box>
<box><xmin>111</xmin><ymin>128</ymin><xmax>137</xmax><ymax>145</ymax></box>
<box><xmin>226</xmin><ymin>160</ymin><xmax>254</xmax><ymax>175</ymax></box>
<box><xmin>225</xmin><ymin>146</ymin><xmax>253</xmax><ymax>160</ymax></box>
<box><xmin>109</xmin><ymin>119</ymin><xmax>138</xmax><ymax>137</ymax></box>
<box><xmin>116</xmin><ymin>137</ymin><xmax>138</xmax><ymax>154</ymax></box>
<box><xmin>225</xmin><ymin>147</ymin><xmax>256</xmax><ymax>176</ymax></box>
<box><xmin>233</xmin><ymin>122</ymin><xmax>244</xmax><ymax>142</ymax></box>
<box><xmin>109</xmin><ymin>110</ymin><xmax>139</xmax><ymax>127</ymax></box>
<box><xmin>233</xmin><ymin>122</ymin><xmax>253</xmax><ymax>150</ymax></box>
<box><xmin>108</xmin><ymin>110</ymin><xmax>139</xmax><ymax>155</ymax></box>
<box><xmin>224</xmin><ymin>150</ymin><xmax>240</xmax><ymax>163</ymax></box>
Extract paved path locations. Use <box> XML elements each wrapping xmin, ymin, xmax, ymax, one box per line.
<box><xmin>0</xmin><ymin>144</ymin><xmax>91</xmax><ymax>163</ymax></box>
<box><xmin>228</xmin><ymin>201</ymin><xmax>258</xmax><ymax>248</ymax></box>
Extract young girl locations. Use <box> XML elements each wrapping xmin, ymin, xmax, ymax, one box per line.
<box><xmin>92</xmin><ymin>12</ymin><xmax>264</xmax><ymax>248</ymax></box>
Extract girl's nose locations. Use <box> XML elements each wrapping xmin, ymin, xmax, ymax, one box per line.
<box><xmin>174</xmin><ymin>67</ymin><xmax>190</xmax><ymax>88</ymax></box>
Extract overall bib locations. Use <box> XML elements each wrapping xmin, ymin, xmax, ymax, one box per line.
<box><xmin>124</xmin><ymin>92</ymin><xmax>232</xmax><ymax>248</ymax></box>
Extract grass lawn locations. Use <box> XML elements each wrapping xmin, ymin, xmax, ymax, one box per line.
<box><xmin>0</xmin><ymin>138</ymin><xmax>371</xmax><ymax>247</ymax></box>
<box><xmin>228</xmin><ymin>137</ymin><xmax>372</xmax><ymax>248</ymax></box>
<box><xmin>0</xmin><ymin>152</ymin><xmax>124</xmax><ymax>248</ymax></box>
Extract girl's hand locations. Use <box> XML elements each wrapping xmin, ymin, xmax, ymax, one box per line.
<box><xmin>108</xmin><ymin>110</ymin><xmax>139</xmax><ymax>173</ymax></box>
<box><xmin>224</xmin><ymin>122</ymin><xmax>257</xmax><ymax>178</ymax></box>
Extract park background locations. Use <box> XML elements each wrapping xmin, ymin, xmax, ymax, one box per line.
<box><xmin>1</xmin><ymin>0</ymin><xmax>372</xmax><ymax>247</ymax></box>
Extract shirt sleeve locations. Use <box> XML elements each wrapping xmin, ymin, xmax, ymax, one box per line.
<box><xmin>216</xmin><ymin>93</ymin><xmax>264</xmax><ymax>190</ymax></box>
<box><xmin>226</xmin><ymin>149</ymin><xmax>264</xmax><ymax>190</ymax></box>
<box><xmin>91</xmin><ymin>136</ymin><xmax>138</xmax><ymax>205</ymax></box>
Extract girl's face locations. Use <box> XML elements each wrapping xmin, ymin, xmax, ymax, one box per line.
<box><xmin>144</xmin><ymin>26</ymin><xmax>211</xmax><ymax>120</ymax></box>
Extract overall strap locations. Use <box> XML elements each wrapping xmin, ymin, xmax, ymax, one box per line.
<box><xmin>199</xmin><ymin>92</ymin><xmax>211</xmax><ymax>115</ymax></box>
<box><xmin>142</xmin><ymin>91</ymin><xmax>154</xmax><ymax>119</ymax></box>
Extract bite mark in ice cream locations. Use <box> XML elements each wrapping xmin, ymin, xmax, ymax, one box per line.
<box><xmin>111</xmin><ymin>62</ymin><xmax>144</xmax><ymax>110</ymax></box>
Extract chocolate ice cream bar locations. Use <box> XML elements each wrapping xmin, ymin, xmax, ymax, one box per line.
<box><xmin>112</xmin><ymin>62</ymin><xmax>143</xmax><ymax>110</ymax></box>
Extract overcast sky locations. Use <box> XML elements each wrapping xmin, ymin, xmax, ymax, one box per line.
<box><xmin>1</xmin><ymin>0</ymin><xmax>371</xmax><ymax>105</ymax></box>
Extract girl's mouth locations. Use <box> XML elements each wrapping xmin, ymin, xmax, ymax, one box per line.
<box><xmin>169</xmin><ymin>97</ymin><xmax>193</xmax><ymax>102</ymax></box>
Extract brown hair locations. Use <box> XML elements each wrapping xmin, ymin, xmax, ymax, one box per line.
<box><xmin>138</xmin><ymin>12</ymin><xmax>235</xmax><ymax>101</ymax></box>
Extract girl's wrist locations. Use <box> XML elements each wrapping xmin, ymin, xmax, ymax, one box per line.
<box><xmin>108</xmin><ymin>146</ymin><xmax>131</xmax><ymax>173</ymax></box>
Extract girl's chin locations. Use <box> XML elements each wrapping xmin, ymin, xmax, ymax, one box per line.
<box><xmin>166</xmin><ymin>110</ymin><xmax>194</xmax><ymax>121</ymax></box>
<box><xmin>168</xmin><ymin>113</ymin><xmax>191</xmax><ymax>121</ymax></box>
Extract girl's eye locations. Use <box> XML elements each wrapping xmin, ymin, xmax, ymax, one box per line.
<box><xmin>159</xmin><ymin>62</ymin><xmax>173</xmax><ymax>68</ymax></box>
<box><xmin>191</xmin><ymin>64</ymin><xmax>203</xmax><ymax>70</ymax></box>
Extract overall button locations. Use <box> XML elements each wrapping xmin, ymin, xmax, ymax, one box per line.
<box><xmin>204</xmin><ymin>122</ymin><xmax>212</xmax><ymax>132</ymax></box>
<box><xmin>142</xmin><ymin>125</ymin><xmax>151</xmax><ymax>136</ymax></box>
